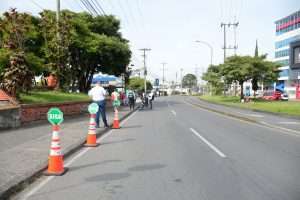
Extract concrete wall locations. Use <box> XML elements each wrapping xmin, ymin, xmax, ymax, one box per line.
<box><xmin>0</xmin><ymin>106</ymin><xmax>21</xmax><ymax>129</ymax></box>
<box><xmin>20</xmin><ymin>101</ymin><xmax>91</xmax><ymax>125</ymax></box>
<box><xmin>0</xmin><ymin>99</ymin><xmax>113</xmax><ymax>128</ymax></box>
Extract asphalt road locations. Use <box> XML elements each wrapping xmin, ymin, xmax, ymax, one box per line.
<box><xmin>15</xmin><ymin>96</ymin><xmax>300</xmax><ymax>200</ymax></box>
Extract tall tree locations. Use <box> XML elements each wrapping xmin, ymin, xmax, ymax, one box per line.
<box><xmin>252</xmin><ymin>39</ymin><xmax>259</xmax><ymax>97</ymax></box>
<box><xmin>220</xmin><ymin>56</ymin><xmax>253</xmax><ymax>100</ymax></box>
<box><xmin>0</xmin><ymin>9</ymin><xmax>37</xmax><ymax>97</ymax></box>
<box><xmin>182</xmin><ymin>73</ymin><xmax>197</xmax><ymax>89</ymax></box>
<box><xmin>128</xmin><ymin>77</ymin><xmax>152</xmax><ymax>93</ymax></box>
<box><xmin>202</xmin><ymin>65</ymin><xmax>224</xmax><ymax>95</ymax></box>
<box><xmin>40</xmin><ymin>10</ymin><xmax>72</xmax><ymax>90</ymax></box>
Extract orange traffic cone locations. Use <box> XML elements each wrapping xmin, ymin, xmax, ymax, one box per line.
<box><xmin>84</xmin><ymin>114</ymin><xmax>99</xmax><ymax>147</ymax></box>
<box><xmin>44</xmin><ymin>125</ymin><xmax>68</xmax><ymax>176</ymax></box>
<box><xmin>112</xmin><ymin>109</ymin><xmax>120</xmax><ymax>129</ymax></box>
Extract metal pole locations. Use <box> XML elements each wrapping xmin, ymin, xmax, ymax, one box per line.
<box><xmin>161</xmin><ymin>62</ymin><xmax>167</xmax><ymax>91</ymax></box>
<box><xmin>223</xmin><ymin>24</ymin><xmax>226</xmax><ymax>62</ymax></box>
<box><xmin>195</xmin><ymin>40</ymin><xmax>214</xmax><ymax>66</ymax></box>
<box><xmin>180</xmin><ymin>68</ymin><xmax>183</xmax><ymax>95</ymax></box>
<box><xmin>56</xmin><ymin>0</ymin><xmax>60</xmax><ymax>40</ymax></box>
<box><xmin>139</xmin><ymin>48</ymin><xmax>151</xmax><ymax>94</ymax></box>
<box><xmin>144</xmin><ymin>54</ymin><xmax>146</xmax><ymax>94</ymax></box>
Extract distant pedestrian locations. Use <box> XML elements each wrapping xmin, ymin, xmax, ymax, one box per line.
<box><xmin>148</xmin><ymin>91</ymin><xmax>154</xmax><ymax>109</ymax></box>
<box><xmin>88</xmin><ymin>82</ymin><xmax>109</xmax><ymax>128</ymax></box>
<box><xmin>127</xmin><ymin>90</ymin><xmax>135</xmax><ymax>110</ymax></box>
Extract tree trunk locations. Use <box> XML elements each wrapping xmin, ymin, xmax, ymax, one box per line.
<box><xmin>240</xmin><ymin>81</ymin><xmax>244</xmax><ymax>100</ymax></box>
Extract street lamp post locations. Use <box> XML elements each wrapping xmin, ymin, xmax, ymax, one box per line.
<box><xmin>195</xmin><ymin>40</ymin><xmax>213</xmax><ymax>67</ymax></box>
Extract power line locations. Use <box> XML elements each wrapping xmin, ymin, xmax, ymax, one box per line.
<box><xmin>30</xmin><ymin>0</ymin><xmax>44</xmax><ymax>10</ymax></box>
<box><xmin>89</xmin><ymin>0</ymin><xmax>102</xmax><ymax>15</ymax></box>
<box><xmin>75</xmin><ymin>0</ymin><xmax>86</xmax><ymax>11</ymax></box>
<box><xmin>80</xmin><ymin>0</ymin><xmax>95</xmax><ymax>15</ymax></box>
<box><xmin>93</xmin><ymin>0</ymin><xmax>106</xmax><ymax>15</ymax></box>
<box><xmin>86</xmin><ymin>0</ymin><xmax>101</xmax><ymax>15</ymax></box>
<box><xmin>116</xmin><ymin>0</ymin><xmax>130</xmax><ymax>26</ymax></box>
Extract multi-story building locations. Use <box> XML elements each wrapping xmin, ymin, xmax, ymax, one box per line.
<box><xmin>275</xmin><ymin>10</ymin><xmax>300</xmax><ymax>99</ymax></box>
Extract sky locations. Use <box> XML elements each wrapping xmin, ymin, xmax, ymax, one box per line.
<box><xmin>1</xmin><ymin>0</ymin><xmax>299</xmax><ymax>83</ymax></box>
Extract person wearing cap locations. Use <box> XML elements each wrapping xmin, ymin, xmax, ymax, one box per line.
<box><xmin>88</xmin><ymin>82</ymin><xmax>109</xmax><ymax>128</ymax></box>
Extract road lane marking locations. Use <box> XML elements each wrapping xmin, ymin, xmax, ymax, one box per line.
<box><xmin>236</xmin><ymin>112</ymin><xmax>264</xmax><ymax>118</ymax></box>
<box><xmin>189</xmin><ymin>128</ymin><xmax>227</xmax><ymax>158</ymax></box>
<box><xmin>171</xmin><ymin>110</ymin><xmax>177</xmax><ymax>116</ymax></box>
<box><xmin>278</xmin><ymin>121</ymin><xmax>300</xmax><ymax>125</ymax></box>
<box><xmin>184</xmin><ymin>100</ymin><xmax>300</xmax><ymax>138</ymax></box>
<box><xmin>21</xmin><ymin>109</ymin><xmax>139</xmax><ymax>200</ymax></box>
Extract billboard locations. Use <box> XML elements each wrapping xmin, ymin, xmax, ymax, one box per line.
<box><xmin>155</xmin><ymin>78</ymin><xmax>159</xmax><ymax>86</ymax></box>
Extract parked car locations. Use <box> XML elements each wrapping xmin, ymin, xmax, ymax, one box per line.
<box><xmin>281</xmin><ymin>92</ymin><xmax>289</xmax><ymax>101</ymax></box>
<box><xmin>262</xmin><ymin>91</ymin><xmax>282</xmax><ymax>100</ymax></box>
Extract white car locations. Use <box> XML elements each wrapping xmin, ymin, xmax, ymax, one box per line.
<box><xmin>281</xmin><ymin>93</ymin><xmax>289</xmax><ymax>101</ymax></box>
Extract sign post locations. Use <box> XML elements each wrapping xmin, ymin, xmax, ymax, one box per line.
<box><xmin>47</xmin><ymin>108</ymin><xmax>64</xmax><ymax>125</ymax></box>
<box><xmin>85</xmin><ymin>103</ymin><xmax>100</xmax><ymax>147</ymax></box>
<box><xmin>44</xmin><ymin>107</ymin><xmax>67</xmax><ymax>176</ymax></box>
<box><xmin>88</xmin><ymin>103</ymin><xmax>99</xmax><ymax>114</ymax></box>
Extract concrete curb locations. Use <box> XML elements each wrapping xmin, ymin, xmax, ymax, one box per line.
<box><xmin>185</xmin><ymin>99</ymin><xmax>300</xmax><ymax>136</ymax></box>
<box><xmin>197</xmin><ymin>97</ymin><xmax>300</xmax><ymax>120</ymax></box>
<box><xmin>184</xmin><ymin>99</ymin><xmax>258</xmax><ymax>124</ymax></box>
<box><xmin>0</xmin><ymin>105</ymin><xmax>140</xmax><ymax>200</ymax></box>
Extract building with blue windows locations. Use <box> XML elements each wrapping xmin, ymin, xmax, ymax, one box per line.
<box><xmin>275</xmin><ymin>10</ymin><xmax>300</xmax><ymax>99</ymax></box>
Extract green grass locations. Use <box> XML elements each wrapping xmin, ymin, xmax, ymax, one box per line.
<box><xmin>19</xmin><ymin>91</ymin><xmax>90</xmax><ymax>104</ymax></box>
<box><xmin>199</xmin><ymin>95</ymin><xmax>300</xmax><ymax>117</ymax></box>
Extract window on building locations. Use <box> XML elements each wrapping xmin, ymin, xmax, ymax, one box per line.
<box><xmin>294</xmin><ymin>46</ymin><xmax>300</xmax><ymax>64</ymax></box>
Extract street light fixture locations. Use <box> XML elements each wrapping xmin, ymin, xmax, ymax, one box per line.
<box><xmin>195</xmin><ymin>40</ymin><xmax>214</xmax><ymax>67</ymax></box>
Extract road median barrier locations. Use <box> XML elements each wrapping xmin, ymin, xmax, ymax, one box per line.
<box><xmin>85</xmin><ymin>103</ymin><xmax>100</xmax><ymax>147</ymax></box>
<box><xmin>44</xmin><ymin>108</ymin><xmax>68</xmax><ymax>176</ymax></box>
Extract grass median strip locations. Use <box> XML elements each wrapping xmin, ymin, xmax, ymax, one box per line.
<box><xmin>199</xmin><ymin>95</ymin><xmax>300</xmax><ymax>117</ymax></box>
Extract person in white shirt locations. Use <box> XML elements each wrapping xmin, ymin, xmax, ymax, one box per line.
<box><xmin>88</xmin><ymin>82</ymin><xmax>109</xmax><ymax>128</ymax></box>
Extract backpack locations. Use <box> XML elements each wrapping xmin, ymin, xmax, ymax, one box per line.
<box><xmin>128</xmin><ymin>92</ymin><xmax>134</xmax><ymax>98</ymax></box>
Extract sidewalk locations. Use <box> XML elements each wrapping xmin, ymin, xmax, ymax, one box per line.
<box><xmin>185</xmin><ymin>96</ymin><xmax>300</xmax><ymax>135</ymax></box>
<box><xmin>0</xmin><ymin>104</ymin><xmax>139</xmax><ymax>198</ymax></box>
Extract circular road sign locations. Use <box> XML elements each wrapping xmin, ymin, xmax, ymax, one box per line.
<box><xmin>88</xmin><ymin>103</ymin><xmax>99</xmax><ymax>114</ymax></box>
<box><xmin>47</xmin><ymin>107</ymin><xmax>64</xmax><ymax>125</ymax></box>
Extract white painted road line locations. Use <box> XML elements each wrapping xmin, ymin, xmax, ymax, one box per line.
<box><xmin>171</xmin><ymin>110</ymin><xmax>177</xmax><ymax>116</ymax></box>
<box><xmin>236</xmin><ymin>112</ymin><xmax>264</xmax><ymax>118</ymax></box>
<box><xmin>189</xmin><ymin>128</ymin><xmax>227</xmax><ymax>158</ymax></box>
<box><xmin>21</xmin><ymin>109</ymin><xmax>139</xmax><ymax>200</ymax></box>
<box><xmin>278</xmin><ymin>121</ymin><xmax>300</xmax><ymax>125</ymax></box>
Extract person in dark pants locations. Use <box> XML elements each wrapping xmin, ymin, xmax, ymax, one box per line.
<box><xmin>127</xmin><ymin>90</ymin><xmax>135</xmax><ymax>110</ymax></box>
<box><xmin>88</xmin><ymin>82</ymin><xmax>109</xmax><ymax>128</ymax></box>
<box><xmin>95</xmin><ymin>100</ymin><xmax>108</xmax><ymax>128</ymax></box>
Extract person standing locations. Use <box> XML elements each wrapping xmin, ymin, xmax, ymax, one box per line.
<box><xmin>127</xmin><ymin>90</ymin><xmax>135</xmax><ymax>110</ymax></box>
<box><xmin>148</xmin><ymin>91</ymin><xmax>154</xmax><ymax>109</ymax></box>
<box><xmin>88</xmin><ymin>82</ymin><xmax>109</xmax><ymax>128</ymax></box>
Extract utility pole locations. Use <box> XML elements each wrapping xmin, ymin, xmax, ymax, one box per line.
<box><xmin>180</xmin><ymin>68</ymin><xmax>183</xmax><ymax>95</ymax></box>
<box><xmin>56</xmin><ymin>0</ymin><xmax>61</xmax><ymax>85</ymax></box>
<box><xmin>233</xmin><ymin>16</ymin><xmax>238</xmax><ymax>55</ymax></box>
<box><xmin>221</xmin><ymin>22</ymin><xmax>239</xmax><ymax>62</ymax></box>
<box><xmin>139</xmin><ymin>48</ymin><xmax>151</xmax><ymax>94</ymax></box>
<box><xmin>161</xmin><ymin>62</ymin><xmax>167</xmax><ymax>87</ymax></box>
<box><xmin>194</xmin><ymin>66</ymin><xmax>201</xmax><ymax>85</ymax></box>
<box><xmin>56</xmin><ymin>0</ymin><xmax>60</xmax><ymax>40</ymax></box>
